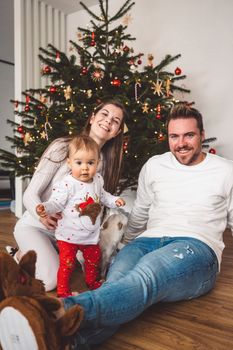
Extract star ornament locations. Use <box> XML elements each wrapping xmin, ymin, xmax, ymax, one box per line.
<box><xmin>91</xmin><ymin>69</ymin><xmax>104</xmax><ymax>82</ymax></box>
<box><xmin>40</xmin><ymin>130</ymin><xmax>47</xmax><ymax>139</ymax></box>
<box><xmin>64</xmin><ymin>85</ymin><xmax>72</xmax><ymax>100</ymax></box>
<box><xmin>77</xmin><ymin>31</ymin><xmax>84</xmax><ymax>41</ymax></box>
<box><xmin>151</xmin><ymin>80</ymin><xmax>163</xmax><ymax>96</ymax></box>
<box><xmin>69</xmin><ymin>103</ymin><xmax>75</xmax><ymax>112</ymax></box>
<box><xmin>122</xmin><ymin>14</ymin><xmax>133</xmax><ymax>26</ymax></box>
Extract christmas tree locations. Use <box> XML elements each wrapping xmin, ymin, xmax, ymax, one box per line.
<box><xmin>0</xmin><ymin>0</ymin><xmax>190</xmax><ymax>193</ymax></box>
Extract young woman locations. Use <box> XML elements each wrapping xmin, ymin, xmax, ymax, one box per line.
<box><xmin>8</xmin><ymin>100</ymin><xmax>127</xmax><ymax>291</ymax></box>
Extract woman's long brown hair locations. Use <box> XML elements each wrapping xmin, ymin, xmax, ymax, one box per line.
<box><xmin>83</xmin><ymin>100</ymin><xmax>128</xmax><ymax>194</ymax></box>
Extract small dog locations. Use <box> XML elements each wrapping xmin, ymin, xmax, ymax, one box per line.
<box><xmin>99</xmin><ymin>211</ymin><xmax>128</xmax><ymax>278</ymax></box>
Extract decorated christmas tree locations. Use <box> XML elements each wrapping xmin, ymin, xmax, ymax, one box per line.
<box><xmin>0</xmin><ymin>0</ymin><xmax>191</xmax><ymax>193</ymax></box>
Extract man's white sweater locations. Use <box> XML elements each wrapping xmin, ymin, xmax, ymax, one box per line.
<box><xmin>125</xmin><ymin>152</ymin><xmax>233</xmax><ymax>268</ymax></box>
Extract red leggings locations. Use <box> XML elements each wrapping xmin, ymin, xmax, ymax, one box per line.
<box><xmin>57</xmin><ymin>240</ymin><xmax>102</xmax><ymax>297</ymax></box>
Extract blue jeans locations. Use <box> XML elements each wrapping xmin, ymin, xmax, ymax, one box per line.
<box><xmin>64</xmin><ymin>237</ymin><xmax>218</xmax><ymax>347</ymax></box>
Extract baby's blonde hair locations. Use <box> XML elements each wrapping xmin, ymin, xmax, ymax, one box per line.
<box><xmin>68</xmin><ymin>134</ymin><xmax>100</xmax><ymax>159</ymax></box>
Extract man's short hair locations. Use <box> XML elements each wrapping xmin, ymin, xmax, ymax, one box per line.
<box><xmin>167</xmin><ymin>102</ymin><xmax>204</xmax><ymax>133</ymax></box>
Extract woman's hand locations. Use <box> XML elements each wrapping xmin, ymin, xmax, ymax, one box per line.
<box><xmin>39</xmin><ymin>213</ymin><xmax>62</xmax><ymax>231</ymax></box>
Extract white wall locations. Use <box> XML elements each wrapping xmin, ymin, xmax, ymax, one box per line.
<box><xmin>67</xmin><ymin>0</ymin><xmax>233</xmax><ymax>160</ymax></box>
<box><xmin>0</xmin><ymin>0</ymin><xmax>14</xmax><ymax>153</ymax></box>
<box><xmin>0</xmin><ymin>65</ymin><xmax>14</xmax><ymax>153</ymax></box>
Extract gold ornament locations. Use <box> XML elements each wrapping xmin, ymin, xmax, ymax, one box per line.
<box><xmin>69</xmin><ymin>103</ymin><xmax>75</xmax><ymax>112</ymax></box>
<box><xmin>147</xmin><ymin>54</ymin><xmax>154</xmax><ymax>67</ymax></box>
<box><xmin>142</xmin><ymin>103</ymin><xmax>149</xmax><ymax>113</ymax></box>
<box><xmin>115</xmin><ymin>47</ymin><xmax>122</xmax><ymax>54</ymax></box>
<box><xmin>77</xmin><ymin>32</ymin><xmax>83</xmax><ymax>41</ymax></box>
<box><xmin>123</xmin><ymin>123</ymin><xmax>129</xmax><ymax>134</ymax></box>
<box><xmin>151</xmin><ymin>80</ymin><xmax>163</xmax><ymax>96</ymax></box>
<box><xmin>40</xmin><ymin>130</ymin><xmax>47</xmax><ymax>139</ymax></box>
<box><xmin>166</xmin><ymin>79</ymin><xmax>171</xmax><ymax>96</ymax></box>
<box><xmin>122</xmin><ymin>14</ymin><xmax>133</xmax><ymax>26</ymax></box>
<box><xmin>39</xmin><ymin>95</ymin><xmax>47</xmax><ymax>104</ymax></box>
<box><xmin>23</xmin><ymin>132</ymin><xmax>31</xmax><ymax>146</ymax></box>
<box><xmin>87</xmin><ymin>89</ymin><xmax>92</xmax><ymax>98</ymax></box>
<box><xmin>64</xmin><ymin>85</ymin><xmax>72</xmax><ymax>100</ymax></box>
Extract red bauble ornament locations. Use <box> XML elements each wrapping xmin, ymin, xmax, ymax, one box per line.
<box><xmin>123</xmin><ymin>141</ymin><xmax>128</xmax><ymax>151</ymax></box>
<box><xmin>156</xmin><ymin>104</ymin><xmax>161</xmax><ymax>119</ymax></box>
<box><xmin>175</xmin><ymin>67</ymin><xmax>182</xmax><ymax>75</ymax></box>
<box><xmin>158</xmin><ymin>132</ymin><xmax>165</xmax><ymax>141</ymax></box>
<box><xmin>81</xmin><ymin>67</ymin><xmax>88</xmax><ymax>75</ymax></box>
<box><xmin>50</xmin><ymin>86</ymin><xmax>57</xmax><ymax>93</ymax></box>
<box><xmin>137</xmin><ymin>59</ymin><xmax>142</xmax><ymax>65</ymax></box>
<box><xmin>55</xmin><ymin>52</ymin><xmax>61</xmax><ymax>63</ymax></box>
<box><xmin>43</xmin><ymin>65</ymin><xmax>51</xmax><ymax>74</ymax></box>
<box><xmin>111</xmin><ymin>79</ymin><xmax>121</xmax><ymax>87</ymax></box>
<box><xmin>17</xmin><ymin>126</ymin><xmax>24</xmax><ymax>134</ymax></box>
<box><xmin>129</xmin><ymin>58</ymin><xmax>134</xmax><ymax>65</ymax></box>
<box><xmin>90</xmin><ymin>40</ymin><xmax>96</xmax><ymax>46</ymax></box>
<box><xmin>209</xmin><ymin>148</ymin><xmax>216</xmax><ymax>154</ymax></box>
<box><xmin>24</xmin><ymin>105</ymin><xmax>30</xmax><ymax>112</ymax></box>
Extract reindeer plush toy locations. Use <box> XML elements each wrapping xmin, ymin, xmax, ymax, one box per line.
<box><xmin>0</xmin><ymin>250</ymin><xmax>83</xmax><ymax>350</ymax></box>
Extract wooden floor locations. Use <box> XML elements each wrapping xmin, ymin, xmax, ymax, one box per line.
<box><xmin>0</xmin><ymin>209</ymin><xmax>233</xmax><ymax>349</ymax></box>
